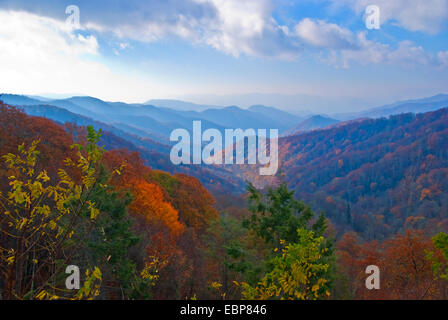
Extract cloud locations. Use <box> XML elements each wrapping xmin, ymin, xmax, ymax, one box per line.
<box><xmin>291</xmin><ymin>18</ymin><xmax>443</xmax><ymax>69</ymax></box>
<box><xmin>84</xmin><ymin>0</ymin><xmax>215</xmax><ymax>42</ymax></box>
<box><xmin>0</xmin><ymin>10</ymin><xmax>169</xmax><ymax>101</ymax></box>
<box><xmin>0</xmin><ymin>0</ymin><xmax>446</xmax><ymax>68</ymax></box>
<box><xmin>322</xmin><ymin>33</ymin><xmax>443</xmax><ymax>69</ymax></box>
<box><xmin>294</xmin><ymin>18</ymin><xmax>358</xmax><ymax>50</ymax></box>
<box><xmin>201</xmin><ymin>0</ymin><xmax>301</xmax><ymax>58</ymax></box>
<box><xmin>438</xmin><ymin>51</ymin><xmax>448</xmax><ymax>67</ymax></box>
<box><xmin>84</xmin><ymin>0</ymin><xmax>301</xmax><ymax>58</ymax></box>
<box><xmin>332</xmin><ymin>0</ymin><xmax>448</xmax><ymax>34</ymax></box>
<box><xmin>0</xmin><ymin>0</ymin><xmax>301</xmax><ymax>59</ymax></box>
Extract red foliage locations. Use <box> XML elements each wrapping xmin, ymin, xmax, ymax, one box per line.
<box><xmin>337</xmin><ymin>230</ymin><xmax>446</xmax><ymax>299</ymax></box>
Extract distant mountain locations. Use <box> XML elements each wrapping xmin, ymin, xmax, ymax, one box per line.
<box><xmin>248</xmin><ymin>105</ymin><xmax>303</xmax><ymax>128</ymax></box>
<box><xmin>1</xmin><ymin>94</ymin><xmax>305</xmax><ymax>144</ymax></box>
<box><xmin>4</xmin><ymin>93</ymin><xmax>448</xmax><ymax>142</ymax></box>
<box><xmin>20</xmin><ymin>104</ymin><xmax>170</xmax><ymax>154</ymax></box>
<box><xmin>147</xmin><ymin>100</ymin><xmax>303</xmax><ymax>133</ymax></box>
<box><xmin>0</xmin><ymin>94</ymin><xmax>102</xmax><ymax>120</ymax></box>
<box><xmin>39</xmin><ymin>98</ymin><xmax>103</xmax><ymax>119</ymax></box>
<box><xmin>203</xmin><ymin>106</ymin><xmax>275</xmax><ymax>129</ymax></box>
<box><xmin>284</xmin><ymin>115</ymin><xmax>339</xmax><ymax>136</ymax></box>
<box><xmin>175</xmin><ymin>105</ymin><xmax>299</xmax><ymax>133</ymax></box>
<box><xmin>146</xmin><ymin>99</ymin><xmax>217</xmax><ymax>112</ymax></box>
<box><xmin>1</xmin><ymin>100</ymin><xmax>246</xmax><ymax>199</ymax></box>
<box><xmin>64</xmin><ymin>96</ymin><xmax>115</xmax><ymax>115</ymax></box>
<box><xmin>0</xmin><ymin>94</ymin><xmax>43</xmax><ymax>106</ymax></box>
<box><xmin>334</xmin><ymin>94</ymin><xmax>448</xmax><ymax>120</ymax></box>
<box><xmin>26</xmin><ymin>95</ymin><xmax>52</xmax><ymax>102</ymax></box>
<box><xmin>0</xmin><ymin>94</ymin><xmax>194</xmax><ymax>143</ymax></box>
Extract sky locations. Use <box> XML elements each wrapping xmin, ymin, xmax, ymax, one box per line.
<box><xmin>0</xmin><ymin>0</ymin><xmax>447</xmax><ymax>113</ymax></box>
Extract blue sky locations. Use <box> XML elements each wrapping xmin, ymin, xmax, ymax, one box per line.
<box><xmin>0</xmin><ymin>0</ymin><xmax>447</xmax><ymax>113</ymax></box>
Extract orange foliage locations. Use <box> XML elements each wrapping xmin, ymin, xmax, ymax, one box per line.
<box><xmin>337</xmin><ymin>230</ymin><xmax>446</xmax><ymax>299</ymax></box>
<box><xmin>380</xmin><ymin>230</ymin><xmax>438</xmax><ymax>299</ymax></box>
<box><xmin>129</xmin><ymin>178</ymin><xmax>184</xmax><ymax>237</ymax></box>
<box><xmin>170</xmin><ymin>174</ymin><xmax>218</xmax><ymax>233</ymax></box>
<box><xmin>103</xmin><ymin>150</ymin><xmax>185</xmax><ymax>237</ymax></box>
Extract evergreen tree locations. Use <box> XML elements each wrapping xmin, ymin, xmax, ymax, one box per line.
<box><xmin>242</xmin><ymin>182</ymin><xmax>335</xmax><ymax>298</ymax></box>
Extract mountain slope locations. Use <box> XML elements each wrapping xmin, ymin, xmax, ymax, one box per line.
<box><xmin>284</xmin><ymin>115</ymin><xmax>339</xmax><ymax>136</ymax></box>
<box><xmin>248</xmin><ymin>105</ymin><xmax>303</xmax><ymax>128</ymax></box>
<box><xmin>177</xmin><ymin>105</ymin><xmax>297</xmax><ymax>133</ymax></box>
<box><xmin>235</xmin><ymin>108</ymin><xmax>448</xmax><ymax>239</ymax></box>
<box><xmin>20</xmin><ymin>104</ymin><xmax>170</xmax><ymax>154</ymax></box>
<box><xmin>146</xmin><ymin>99</ymin><xmax>217</xmax><ymax>112</ymax></box>
<box><xmin>3</xmin><ymin>102</ymin><xmax>245</xmax><ymax>194</ymax></box>
<box><xmin>1</xmin><ymin>94</ymin><xmax>299</xmax><ymax>141</ymax></box>
<box><xmin>0</xmin><ymin>94</ymin><xmax>43</xmax><ymax>106</ymax></box>
<box><xmin>334</xmin><ymin>94</ymin><xmax>448</xmax><ymax>120</ymax></box>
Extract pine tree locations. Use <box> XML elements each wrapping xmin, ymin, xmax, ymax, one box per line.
<box><xmin>242</xmin><ymin>182</ymin><xmax>335</xmax><ymax>299</ymax></box>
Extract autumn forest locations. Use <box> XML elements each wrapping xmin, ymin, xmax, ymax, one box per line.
<box><xmin>0</xmin><ymin>101</ymin><xmax>447</xmax><ymax>301</ymax></box>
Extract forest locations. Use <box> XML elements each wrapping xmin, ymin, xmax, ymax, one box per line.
<box><xmin>0</xmin><ymin>102</ymin><xmax>447</xmax><ymax>300</ymax></box>
<box><xmin>232</xmin><ymin>108</ymin><xmax>448</xmax><ymax>240</ymax></box>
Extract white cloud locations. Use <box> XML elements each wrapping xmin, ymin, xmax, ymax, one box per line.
<box><xmin>0</xmin><ymin>0</ymin><xmax>446</xmax><ymax>87</ymax></box>
<box><xmin>202</xmin><ymin>0</ymin><xmax>300</xmax><ymax>58</ymax></box>
<box><xmin>83</xmin><ymin>0</ymin><xmax>299</xmax><ymax>59</ymax></box>
<box><xmin>333</xmin><ymin>0</ymin><xmax>448</xmax><ymax>34</ymax></box>
<box><xmin>323</xmin><ymin>33</ymin><xmax>441</xmax><ymax>68</ymax></box>
<box><xmin>294</xmin><ymin>18</ymin><xmax>358</xmax><ymax>50</ymax></box>
<box><xmin>438</xmin><ymin>50</ymin><xmax>448</xmax><ymax>67</ymax></box>
<box><xmin>0</xmin><ymin>10</ymin><xmax>170</xmax><ymax>102</ymax></box>
<box><xmin>387</xmin><ymin>41</ymin><xmax>435</xmax><ymax>66</ymax></box>
<box><xmin>2</xmin><ymin>0</ymin><xmax>445</xmax><ymax>65</ymax></box>
<box><xmin>290</xmin><ymin>18</ymin><xmax>442</xmax><ymax>69</ymax></box>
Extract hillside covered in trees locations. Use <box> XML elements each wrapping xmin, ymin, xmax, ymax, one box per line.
<box><xmin>0</xmin><ymin>103</ymin><xmax>222</xmax><ymax>299</ymax></box>
<box><xmin>233</xmin><ymin>108</ymin><xmax>448</xmax><ymax>240</ymax></box>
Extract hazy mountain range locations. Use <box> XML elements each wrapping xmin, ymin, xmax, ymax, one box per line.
<box><xmin>0</xmin><ymin>94</ymin><xmax>304</xmax><ymax>144</ymax></box>
<box><xmin>1</xmin><ymin>92</ymin><xmax>448</xmax><ymax>201</ymax></box>
<box><xmin>333</xmin><ymin>94</ymin><xmax>448</xmax><ymax>120</ymax></box>
<box><xmin>1</xmin><ymin>92</ymin><xmax>447</xmax><ymax>151</ymax></box>
<box><xmin>2</xmin><ymin>93</ymin><xmax>446</xmax><ymax>142</ymax></box>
